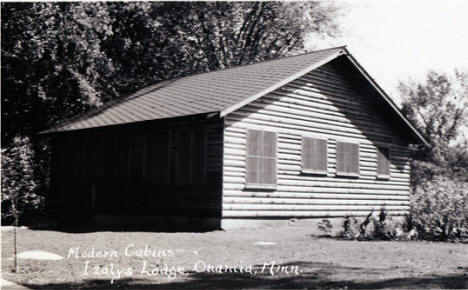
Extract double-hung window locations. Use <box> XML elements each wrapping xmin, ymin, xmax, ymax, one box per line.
<box><xmin>245</xmin><ymin>129</ymin><xmax>277</xmax><ymax>189</ymax></box>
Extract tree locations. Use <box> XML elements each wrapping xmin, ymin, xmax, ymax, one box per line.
<box><xmin>1</xmin><ymin>2</ymin><xmax>341</xmax><ymax>145</ymax></box>
<box><xmin>1</xmin><ymin>136</ymin><xmax>42</xmax><ymax>272</ymax></box>
<box><xmin>398</xmin><ymin>70</ymin><xmax>468</xmax><ymax>183</ymax></box>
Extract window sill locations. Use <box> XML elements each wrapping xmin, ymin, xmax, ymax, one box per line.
<box><xmin>301</xmin><ymin>169</ymin><xmax>328</xmax><ymax>176</ymax></box>
<box><xmin>335</xmin><ymin>172</ymin><xmax>360</xmax><ymax>178</ymax></box>
<box><xmin>245</xmin><ymin>184</ymin><xmax>277</xmax><ymax>191</ymax></box>
<box><xmin>376</xmin><ymin>174</ymin><xmax>390</xmax><ymax>180</ymax></box>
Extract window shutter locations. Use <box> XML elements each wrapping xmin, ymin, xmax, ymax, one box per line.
<box><xmin>302</xmin><ymin>137</ymin><xmax>327</xmax><ymax>173</ymax></box>
<box><xmin>336</xmin><ymin>141</ymin><xmax>359</xmax><ymax>175</ymax></box>
<box><xmin>247</xmin><ymin>130</ymin><xmax>261</xmax><ymax>156</ymax></box>
<box><xmin>246</xmin><ymin>129</ymin><xmax>262</xmax><ymax>185</ymax></box>
<box><xmin>245</xmin><ymin>129</ymin><xmax>276</xmax><ymax>186</ymax></box>
<box><xmin>316</xmin><ymin>139</ymin><xmax>328</xmax><ymax>172</ymax></box>
<box><xmin>302</xmin><ymin>137</ymin><xmax>313</xmax><ymax>170</ymax></box>
<box><xmin>246</xmin><ymin>157</ymin><xmax>262</xmax><ymax>184</ymax></box>
<box><xmin>262</xmin><ymin>131</ymin><xmax>277</xmax><ymax>185</ymax></box>
<box><xmin>336</xmin><ymin>142</ymin><xmax>345</xmax><ymax>173</ymax></box>
<box><xmin>377</xmin><ymin>147</ymin><xmax>390</xmax><ymax>176</ymax></box>
<box><xmin>349</xmin><ymin>143</ymin><xmax>360</xmax><ymax>174</ymax></box>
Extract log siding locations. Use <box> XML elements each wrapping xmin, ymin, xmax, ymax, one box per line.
<box><xmin>222</xmin><ymin>60</ymin><xmax>411</xmax><ymax>219</ymax></box>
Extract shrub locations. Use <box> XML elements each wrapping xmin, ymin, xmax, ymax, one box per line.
<box><xmin>337</xmin><ymin>209</ymin><xmax>402</xmax><ymax>241</ymax></box>
<box><xmin>406</xmin><ymin>177</ymin><xmax>468</xmax><ymax>242</ymax></box>
<box><xmin>339</xmin><ymin>216</ymin><xmax>360</xmax><ymax>240</ymax></box>
<box><xmin>317</xmin><ymin>218</ymin><xmax>333</xmax><ymax>236</ymax></box>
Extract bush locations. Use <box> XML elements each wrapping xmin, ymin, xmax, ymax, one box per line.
<box><xmin>1</xmin><ymin>136</ymin><xmax>43</xmax><ymax>224</ymax></box>
<box><xmin>406</xmin><ymin>177</ymin><xmax>468</xmax><ymax>242</ymax></box>
<box><xmin>338</xmin><ymin>209</ymin><xmax>400</xmax><ymax>241</ymax></box>
<box><xmin>317</xmin><ymin>219</ymin><xmax>333</xmax><ymax>236</ymax></box>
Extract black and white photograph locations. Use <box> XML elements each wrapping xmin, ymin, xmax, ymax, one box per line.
<box><xmin>1</xmin><ymin>0</ymin><xmax>467</xmax><ymax>289</ymax></box>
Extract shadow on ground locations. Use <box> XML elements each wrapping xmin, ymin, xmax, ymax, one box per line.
<box><xmin>19</xmin><ymin>261</ymin><xmax>468</xmax><ymax>289</ymax></box>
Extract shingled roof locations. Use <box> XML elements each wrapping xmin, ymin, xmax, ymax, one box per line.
<box><xmin>40</xmin><ymin>46</ymin><xmax>428</xmax><ymax>146</ymax></box>
<box><xmin>41</xmin><ymin>47</ymin><xmax>344</xmax><ymax>133</ymax></box>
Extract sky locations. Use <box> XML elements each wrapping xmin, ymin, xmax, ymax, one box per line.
<box><xmin>305</xmin><ymin>0</ymin><xmax>468</xmax><ymax>105</ymax></box>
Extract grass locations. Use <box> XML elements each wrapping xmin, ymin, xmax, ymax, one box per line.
<box><xmin>1</xmin><ymin>226</ymin><xmax>468</xmax><ymax>289</ymax></box>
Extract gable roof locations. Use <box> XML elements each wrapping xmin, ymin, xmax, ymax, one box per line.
<box><xmin>41</xmin><ymin>46</ymin><xmax>428</xmax><ymax>146</ymax></box>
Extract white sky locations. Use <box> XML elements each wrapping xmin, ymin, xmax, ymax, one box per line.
<box><xmin>305</xmin><ymin>0</ymin><xmax>468</xmax><ymax>105</ymax></box>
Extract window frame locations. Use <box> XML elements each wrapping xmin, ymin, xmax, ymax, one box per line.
<box><xmin>245</xmin><ymin>129</ymin><xmax>277</xmax><ymax>190</ymax></box>
<box><xmin>301</xmin><ymin>135</ymin><xmax>328</xmax><ymax>176</ymax></box>
<box><xmin>335</xmin><ymin>139</ymin><xmax>360</xmax><ymax>178</ymax></box>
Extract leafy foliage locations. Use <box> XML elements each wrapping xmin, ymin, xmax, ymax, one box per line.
<box><xmin>398</xmin><ymin>70</ymin><xmax>468</xmax><ymax>184</ymax></box>
<box><xmin>397</xmin><ymin>71</ymin><xmax>468</xmax><ymax>242</ymax></box>
<box><xmin>317</xmin><ymin>218</ymin><xmax>333</xmax><ymax>236</ymax></box>
<box><xmin>338</xmin><ymin>209</ymin><xmax>402</xmax><ymax>241</ymax></box>
<box><xmin>1</xmin><ymin>136</ymin><xmax>43</xmax><ymax>224</ymax></box>
<box><xmin>406</xmin><ymin>177</ymin><xmax>468</xmax><ymax>242</ymax></box>
<box><xmin>334</xmin><ymin>180</ymin><xmax>468</xmax><ymax>242</ymax></box>
<box><xmin>1</xmin><ymin>2</ymin><xmax>341</xmax><ymax>146</ymax></box>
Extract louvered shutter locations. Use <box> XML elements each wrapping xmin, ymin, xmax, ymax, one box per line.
<box><xmin>377</xmin><ymin>147</ymin><xmax>390</xmax><ymax>176</ymax></box>
<box><xmin>262</xmin><ymin>131</ymin><xmax>277</xmax><ymax>185</ymax></box>
<box><xmin>302</xmin><ymin>137</ymin><xmax>327</xmax><ymax>173</ymax></box>
<box><xmin>246</xmin><ymin>130</ymin><xmax>262</xmax><ymax>184</ymax></box>
<box><xmin>336</xmin><ymin>142</ymin><xmax>345</xmax><ymax>173</ymax></box>
<box><xmin>316</xmin><ymin>139</ymin><xmax>328</xmax><ymax>172</ymax></box>
<box><xmin>349</xmin><ymin>143</ymin><xmax>360</xmax><ymax>174</ymax></box>
<box><xmin>336</xmin><ymin>141</ymin><xmax>359</xmax><ymax>175</ymax></box>
<box><xmin>302</xmin><ymin>137</ymin><xmax>314</xmax><ymax>170</ymax></box>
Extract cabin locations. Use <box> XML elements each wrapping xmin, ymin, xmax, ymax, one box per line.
<box><xmin>42</xmin><ymin>46</ymin><xmax>428</xmax><ymax>230</ymax></box>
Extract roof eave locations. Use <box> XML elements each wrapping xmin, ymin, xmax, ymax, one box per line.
<box><xmin>342</xmin><ymin>51</ymin><xmax>430</xmax><ymax>147</ymax></box>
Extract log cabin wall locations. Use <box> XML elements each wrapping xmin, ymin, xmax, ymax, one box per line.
<box><xmin>49</xmin><ymin>114</ymin><xmax>224</xmax><ymax>228</ymax></box>
<box><xmin>222</xmin><ymin>57</ymin><xmax>412</xmax><ymax>221</ymax></box>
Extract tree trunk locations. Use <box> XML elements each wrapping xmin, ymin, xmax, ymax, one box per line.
<box><xmin>13</xmin><ymin>218</ymin><xmax>18</xmax><ymax>273</ymax></box>
<box><xmin>12</xmin><ymin>201</ymin><xmax>19</xmax><ymax>273</ymax></box>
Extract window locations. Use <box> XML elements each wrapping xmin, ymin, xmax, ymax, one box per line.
<box><xmin>336</xmin><ymin>141</ymin><xmax>360</xmax><ymax>177</ymax></box>
<box><xmin>377</xmin><ymin>146</ymin><xmax>390</xmax><ymax>179</ymax></box>
<box><xmin>302</xmin><ymin>137</ymin><xmax>328</xmax><ymax>175</ymax></box>
<box><xmin>246</xmin><ymin>129</ymin><xmax>277</xmax><ymax>189</ymax></box>
<box><xmin>176</xmin><ymin>126</ymin><xmax>206</xmax><ymax>187</ymax></box>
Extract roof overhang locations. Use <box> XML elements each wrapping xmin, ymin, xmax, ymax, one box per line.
<box><xmin>343</xmin><ymin>51</ymin><xmax>429</xmax><ymax>147</ymax></box>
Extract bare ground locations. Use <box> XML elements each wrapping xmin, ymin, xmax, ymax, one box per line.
<box><xmin>1</xmin><ymin>226</ymin><xmax>467</xmax><ymax>289</ymax></box>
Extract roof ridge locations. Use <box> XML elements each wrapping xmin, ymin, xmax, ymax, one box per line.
<box><xmin>173</xmin><ymin>45</ymin><xmax>348</xmax><ymax>81</ymax></box>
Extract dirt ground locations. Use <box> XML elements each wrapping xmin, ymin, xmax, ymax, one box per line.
<box><xmin>1</xmin><ymin>226</ymin><xmax>467</xmax><ymax>289</ymax></box>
